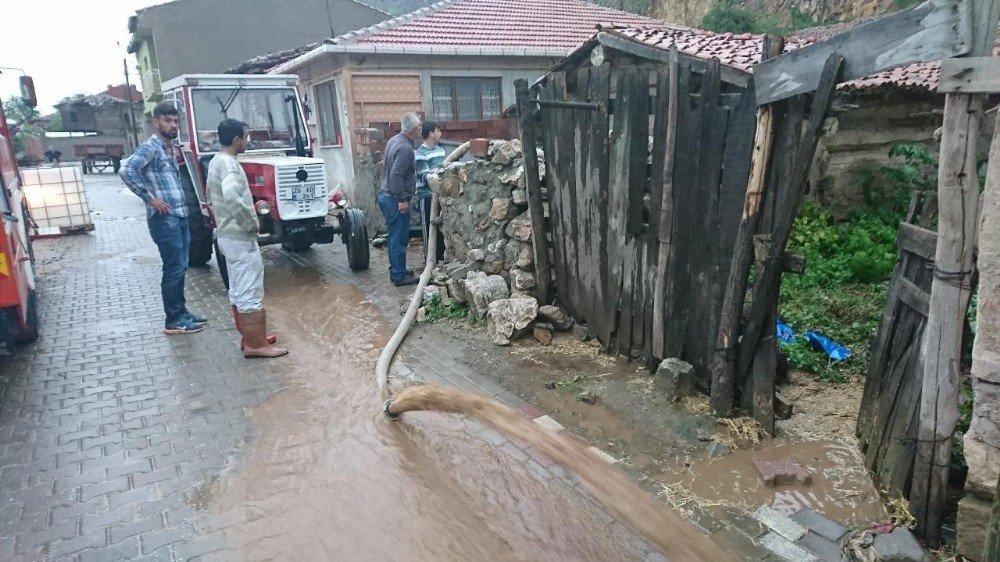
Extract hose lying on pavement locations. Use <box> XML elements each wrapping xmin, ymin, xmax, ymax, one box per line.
<box><xmin>376</xmin><ymin>141</ymin><xmax>470</xmax><ymax>400</ymax></box>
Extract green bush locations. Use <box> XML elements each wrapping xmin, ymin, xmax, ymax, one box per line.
<box><xmin>778</xmin><ymin>143</ymin><xmax>934</xmax><ymax>382</ymax></box>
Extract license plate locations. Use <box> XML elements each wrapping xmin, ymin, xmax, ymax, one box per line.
<box><xmin>290</xmin><ymin>186</ymin><xmax>314</xmax><ymax>200</ymax></box>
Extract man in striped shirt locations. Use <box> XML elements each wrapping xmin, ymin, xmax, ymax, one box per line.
<box><xmin>121</xmin><ymin>102</ymin><xmax>207</xmax><ymax>335</ymax></box>
<box><xmin>414</xmin><ymin>121</ymin><xmax>446</xmax><ymax>262</ymax></box>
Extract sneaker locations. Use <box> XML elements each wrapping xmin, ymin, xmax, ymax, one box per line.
<box><xmin>393</xmin><ymin>274</ymin><xmax>419</xmax><ymax>286</ymax></box>
<box><xmin>164</xmin><ymin>317</ymin><xmax>205</xmax><ymax>335</ymax></box>
<box><xmin>184</xmin><ymin>311</ymin><xmax>208</xmax><ymax>325</ymax></box>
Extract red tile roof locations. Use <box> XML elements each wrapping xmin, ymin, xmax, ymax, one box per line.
<box><xmin>337</xmin><ymin>0</ymin><xmax>666</xmax><ymax>52</ymax></box>
<box><xmin>610</xmin><ymin>26</ymin><xmax>1000</xmax><ymax>94</ymax></box>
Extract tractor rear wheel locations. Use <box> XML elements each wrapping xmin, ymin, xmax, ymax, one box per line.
<box><xmin>342</xmin><ymin>208</ymin><xmax>370</xmax><ymax>272</ymax></box>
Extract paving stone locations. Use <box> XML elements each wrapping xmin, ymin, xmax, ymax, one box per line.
<box><xmin>871</xmin><ymin>527</ymin><xmax>931</xmax><ymax>562</ymax></box>
<box><xmin>791</xmin><ymin>507</ymin><xmax>849</xmax><ymax>542</ymax></box>
<box><xmin>760</xmin><ymin>531</ymin><xmax>820</xmax><ymax>562</ymax></box>
<box><xmin>754</xmin><ymin>505</ymin><xmax>808</xmax><ymax>542</ymax></box>
<box><xmin>796</xmin><ymin>530</ymin><xmax>845</xmax><ymax>562</ymax></box>
<box><xmin>754</xmin><ymin>457</ymin><xmax>813</xmax><ymax>487</ymax></box>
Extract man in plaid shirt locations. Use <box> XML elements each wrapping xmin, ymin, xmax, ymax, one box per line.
<box><xmin>121</xmin><ymin>102</ymin><xmax>207</xmax><ymax>334</ymax></box>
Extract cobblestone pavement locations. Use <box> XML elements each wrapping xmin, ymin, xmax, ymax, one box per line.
<box><xmin>0</xmin><ymin>174</ymin><xmax>676</xmax><ymax>561</ymax></box>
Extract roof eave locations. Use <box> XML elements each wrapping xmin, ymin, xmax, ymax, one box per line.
<box><xmin>269</xmin><ymin>44</ymin><xmax>336</xmax><ymax>74</ymax></box>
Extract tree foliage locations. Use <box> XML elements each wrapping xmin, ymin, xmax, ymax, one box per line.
<box><xmin>3</xmin><ymin>96</ymin><xmax>43</xmax><ymax>153</ymax></box>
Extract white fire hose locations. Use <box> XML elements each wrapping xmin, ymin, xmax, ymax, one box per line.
<box><xmin>378</xmin><ymin>142</ymin><xmax>471</xmax><ymax>414</ymax></box>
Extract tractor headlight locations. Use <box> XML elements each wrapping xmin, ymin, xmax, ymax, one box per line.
<box><xmin>255</xmin><ymin>200</ymin><xmax>271</xmax><ymax>215</ymax></box>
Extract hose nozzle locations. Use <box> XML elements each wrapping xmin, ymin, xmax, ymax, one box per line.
<box><xmin>383</xmin><ymin>399</ymin><xmax>400</xmax><ymax>421</ymax></box>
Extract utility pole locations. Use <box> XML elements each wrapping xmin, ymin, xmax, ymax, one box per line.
<box><xmin>122</xmin><ymin>58</ymin><xmax>140</xmax><ymax>150</ymax></box>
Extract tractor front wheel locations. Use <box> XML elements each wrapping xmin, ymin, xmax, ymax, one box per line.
<box><xmin>342</xmin><ymin>208</ymin><xmax>370</xmax><ymax>272</ymax></box>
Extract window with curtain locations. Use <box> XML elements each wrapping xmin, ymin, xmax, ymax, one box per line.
<box><xmin>430</xmin><ymin>77</ymin><xmax>502</xmax><ymax>121</ymax></box>
<box><xmin>314</xmin><ymin>80</ymin><xmax>343</xmax><ymax>146</ymax></box>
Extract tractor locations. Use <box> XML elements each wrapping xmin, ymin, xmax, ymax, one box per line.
<box><xmin>160</xmin><ymin>74</ymin><xmax>368</xmax><ymax>287</ymax></box>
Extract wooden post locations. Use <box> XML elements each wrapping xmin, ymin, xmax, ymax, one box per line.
<box><xmin>515</xmin><ymin>78</ymin><xmax>552</xmax><ymax>305</ymax></box>
<box><xmin>709</xmin><ymin>35</ymin><xmax>784</xmax><ymax>417</ymax></box>
<box><xmin>651</xmin><ymin>47</ymin><xmax>680</xmax><ymax>361</ymax></box>
<box><xmin>910</xmin><ymin>1</ymin><xmax>1000</xmax><ymax>545</ymax></box>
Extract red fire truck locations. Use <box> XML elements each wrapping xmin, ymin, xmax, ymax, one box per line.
<box><xmin>160</xmin><ymin>74</ymin><xmax>369</xmax><ymax>286</ymax></box>
<box><xmin>0</xmin><ymin>76</ymin><xmax>39</xmax><ymax>354</ymax></box>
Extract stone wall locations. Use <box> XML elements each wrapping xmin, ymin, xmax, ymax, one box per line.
<box><xmin>434</xmin><ymin>139</ymin><xmax>539</xmax><ymax>295</ymax></box>
<box><xmin>958</xmin><ymin>117</ymin><xmax>1000</xmax><ymax>561</ymax></box>
<box><xmin>809</xmin><ymin>91</ymin><xmax>942</xmax><ymax>220</ymax></box>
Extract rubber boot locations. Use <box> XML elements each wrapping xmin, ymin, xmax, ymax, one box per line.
<box><xmin>239</xmin><ymin>309</ymin><xmax>288</xmax><ymax>358</ymax></box>
<box><xmin>232</xmin><ymin>305</ymin><xmax>276</xmax><ymax>349</ymax></box>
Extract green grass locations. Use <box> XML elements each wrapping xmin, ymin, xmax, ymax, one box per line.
<box><xmin>422</xmin><ymin>295</ymin><xmax>469</xmax><ymax>323</ymax></box>
<box><xmin>777</xmin><ymin>144</ymin><xmax>936</xmax><ymax>383</ymax></box>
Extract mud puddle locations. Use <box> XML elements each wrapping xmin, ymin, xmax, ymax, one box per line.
<box><xmin>494</xmin><ymin>334</ymin><xmax>886</xmax><ymax>529</ymax></box>
<box><xmin>192</xmin><ymin>260</ymin><xmax>663</xmax><ymax>560</ymax></box>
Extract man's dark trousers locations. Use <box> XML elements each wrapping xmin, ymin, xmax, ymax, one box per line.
<box><xmin>148</xmin><ymin>214</ymin><xmax>190</xmax><ymax>325</ymax></box>
<box><xmin>378</xmin><ymin>191</ymin><xmax>409</xmax><ymax>282</ymax></box>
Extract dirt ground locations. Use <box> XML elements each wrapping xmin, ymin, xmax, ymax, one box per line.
<box><xmin>424</xmin><ymin>319</ymin><xmax>888</xmax><ymax>528</ymax></box>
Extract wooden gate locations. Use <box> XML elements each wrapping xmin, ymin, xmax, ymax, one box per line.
<box><xmin>857</xmin><ymin>220</ymin><xmax>936</xmax><ymax>496</ymax></box>
<box><xmin>534</xmin><ymin>55</ymin><xmax>756</xmax><ymax>372</ymax></box>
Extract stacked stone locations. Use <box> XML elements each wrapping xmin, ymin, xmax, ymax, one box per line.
<box><xmin>420</xmin><ymin>139</ymin><xmax>575</xmax><ymax>347</ymax></box>
<box><xmin>434</xmin><ymin>139</ymin><xmax>537</xmax><ymax>295</ymax></box>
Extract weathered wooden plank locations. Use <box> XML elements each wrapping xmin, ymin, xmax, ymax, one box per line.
<box><xmin>663</xmin><ymin>60</ymin><xmax>697</xmax><ymax>360</ymax></box>
<box><xmin>651</xmin><ymin>54</ymin><xmax>679</xmax><ymax>360</ymax></box>
<box><xmin>627</xmin><ymin>68</ymin><xmax>651</xmax><ymax>354</ymax></box>
<box><xmin>607</xmin><ymin>66</ymin><xmax>641</xmax><ymax>354</ymax></box>
<box><xmin>754</xmin><ymin>0</ymin><xmax>971</xmax><ymax>105</ymax></box>
<box><xmin>537</xmin><ymin>80</ymin><xmax>569</xmax><ymax>312</ymax></box>
<box><xmin>710</xmin><ymin>35</ymin><xmax>784</xmax><ymax>416</ymax></box>
<box><xmin>736</xmin><ymin>54</ymin><xmax>845</xmax><ymax>391</ymax></box>
<box><xmin>596</xmin><ymin>31</ymin><xmax>752</xmax><ymax>88</ymax></box>
<box><xmin>687</xmin><ymin>58</ymin><xmax>725</xmax><ymax>379</ymax></box>
<box><xmin>752</xmin><ymin>334</ymin><xmax>777</xmax><ymax>436</ymax></box>
<box><xmin>573</xmin><ymin>67</ymin><xmax>595</xmax><ymax>326</ymax></box>
<box><xmin>552</xmin><ymin>73</ymin><xmax>580</xmax><ymax>316</ymax></box>
<box><xmin>938</xmin><ymin>57</ymin><xmax>1000</xmax><ymax>94</ymax></box>
<box><xmin>898</xmin><ymin>277</ymin><xmax>931</xmax><ymax>316</ymax></box>
<box><xmin>897</xmin><ymin>222</ymin><xmax>937</xmax><ymax>260</ymax></box>
<box><xmin>589</xmin><ymin>65</ymin><xmax>615</xmax><ymax>348</ymax></box>
<box><xmin>910</xmin><ymin>91</ymin><xmax>986</xmax><ymax>546</ymax></box>
<box><xmin>515</xmin><ymin>79</ymin><xmax>552</xmax><ymax>304</ymax></box>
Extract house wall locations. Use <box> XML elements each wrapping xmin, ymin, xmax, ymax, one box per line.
<box><xmin>130</xmin><ymin>0</ymin><xmax>387</xmax><ymax>115</ymax></box>
<box><xmin>809</xmin><ymin>90</ymin><xmax>942</xmax><ymax>219</ymax></box>
<box><xmin>286</xmin><ymin>53</ymin><xmax>559</xmax><ymax>234</ymax></box>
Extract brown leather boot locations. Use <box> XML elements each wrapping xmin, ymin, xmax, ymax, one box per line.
<box><xmin>238</xmin><ymin>309</ymin><xmax>288</xmax><ymax>358</ymax></box>
<box><xmin>232</xmin><ymin>305</ymin><xmax>277</xmax><ymax>349</ymax></box>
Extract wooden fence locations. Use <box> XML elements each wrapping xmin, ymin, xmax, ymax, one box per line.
<box><xmin>533</xmin><ymin>55</ymin><xmax>756</xmax><ymax>374</ymax></box>
<box><xmin>857</xmin><ymin>220</ymin><xmax>937</xmax><ymax>496</ymax></box>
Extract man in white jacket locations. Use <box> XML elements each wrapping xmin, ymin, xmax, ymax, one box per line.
<box><xmin>206</xmin><ymin>118</ymin><xmax>288</xmax><ymax>358</ymax></box>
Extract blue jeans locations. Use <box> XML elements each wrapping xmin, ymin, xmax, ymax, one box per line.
<box><xmin>148</xmin><ymin>214</ymin><xmax>190</xmax><ymax>325</ymax></box>
<box><xmin>378</xmin><ymin>192</ymin><xmax>410</xmax><ymax>281</ymax></box>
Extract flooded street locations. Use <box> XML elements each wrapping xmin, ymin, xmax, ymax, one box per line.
<box><xmin>196</xmin><ymin>265</ymin><xmax>663</xmax><ymax>560</ymax></box>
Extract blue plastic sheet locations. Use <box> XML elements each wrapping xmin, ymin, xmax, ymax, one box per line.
<box><xmin>776</xmin><ymin>320</ymin><xmax>796</xmax><ymax>345</ymax></box>
<box><xmin>804</xmin><ymin>331</ymin><xmax>852</xmax><ymax>362</ymax></box>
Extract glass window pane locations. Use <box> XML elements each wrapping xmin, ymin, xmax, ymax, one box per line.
<box><xmin>431</xmin><ymin>79</ymin><xmax>454</xmax><ymax>121</ymax></box>
<box><xmin>315</xmin><ymin>81</ymin><xmax>340</xmax><ymax>145</ymax></box>
<box><xmin>481</xmin><ymin>80</ymin><xmax>501</xmax><ymax>119</ymax></box>
<box><xmin>455</xmin><ymin>78</ymin><xmax>479</xmax><ymax>120</ymax></box>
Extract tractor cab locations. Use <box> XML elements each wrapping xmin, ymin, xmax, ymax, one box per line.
<box><xmin>160</xmin><ymin>74</ymin><xmax>369</xmax><ymax>283</ymax></box>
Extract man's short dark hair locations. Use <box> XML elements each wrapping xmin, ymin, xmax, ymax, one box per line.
<box><xmin>218</xmin><ymin>119</ymin><xmax>248</xmax><ymax>146</ymax></box>
<box><xmin>421</xmin><ymin>121</ymin><xmax>440</xmax><ymax>140</ymax></box>
<box><xmin>152</xmin><ymin>103</ymin><xmax>178</xmax><ymax>119</ymax></box>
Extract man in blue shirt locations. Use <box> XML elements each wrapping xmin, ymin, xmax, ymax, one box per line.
<box><xmin>121</xmin><ymin>102</ymin><xmax>207</xmax><ymax>334</ymax></box>
<box><xmin>415</xmin><ymin>121</ymin><xmax>447</xmax><ymax>263</ymax></box>
<box><xmin>378</xmin><ymin>112</ymin><xmax>422</xmax><ymax>286</ymax></box>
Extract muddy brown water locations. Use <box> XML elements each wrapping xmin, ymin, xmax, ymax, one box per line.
<box><xmin>194</xmin><ymin>263</ymin><xmax>713</xmax><ymax>560</ymax></box>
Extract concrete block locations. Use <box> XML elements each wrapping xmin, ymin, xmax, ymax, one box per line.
<box><xmin>791</xmin><ymin>507</ymin><xmax>849</xmax><ymax>542</ymax></box>
<box><xmin>963</xmin><ymin>436</ymin><xmax>1000</xmax><ymax>498</ymax></box>
<box><xmin>754</xmin><ymin>505</ymin><xmax>808</xmax><ymax>542</ymax></box>
<box><xmin>795</xmin><ymin>531</ymin><xmax>844</xmax><ymax>562</ymax></box>
<box><xmin>760</xmin><ymin>531</ymin><xmax>818</xmax><ymax>561</ymax></box>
